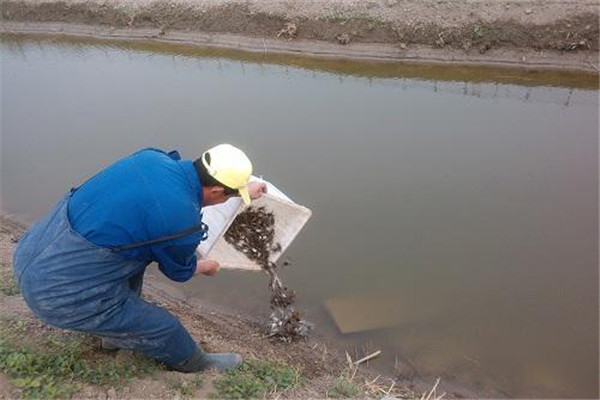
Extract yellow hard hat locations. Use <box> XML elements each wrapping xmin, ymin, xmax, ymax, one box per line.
<box><xmin>201</xmin><ymin>144</ymin><xmax>253</xmax><ymax>205</ymax></box>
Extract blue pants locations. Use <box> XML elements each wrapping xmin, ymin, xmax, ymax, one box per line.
<box><xmin>12</xmin><ymin>195</ymin><xmax>197</xmax><ymax>366</ymax></box>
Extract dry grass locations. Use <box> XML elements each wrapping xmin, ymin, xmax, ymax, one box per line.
<box><xmin>339</xmin><ymin>348</ymin><xmax>446</xmax><ymax>400</ymax></box>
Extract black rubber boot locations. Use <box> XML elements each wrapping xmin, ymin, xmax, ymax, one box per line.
<box><xmin>171</xmin><ymin>348</ymin><xmax>242</xmax><ymax>373</ymax></box>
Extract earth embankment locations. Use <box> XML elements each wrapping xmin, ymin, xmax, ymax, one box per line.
<box><xmin>1</xmin><ymin>0</ymin><xmax>599</xmax><ymax>71</ymax></box>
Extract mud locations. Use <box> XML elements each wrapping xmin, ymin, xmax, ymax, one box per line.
<box><xmin>224</xmin><ymin>206</ymin><xmax>312</xmax><ymax>342</ymax></box>
<box><xmin>0</xmin><ymin>0</ymin><xmax>598</xmax><ymax>71</ymax></box>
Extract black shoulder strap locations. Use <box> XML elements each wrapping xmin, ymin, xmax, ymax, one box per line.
<box><xmin>110</xmin><ymin>222</ymin><xmax>209</xmax><ymax>252</ymax></box>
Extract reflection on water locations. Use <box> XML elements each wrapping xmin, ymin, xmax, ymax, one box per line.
<box><xmin>1</xmin><ymin>34</ymin><xmax>598</xmax><ymax>398</ymax></box>
<box><xmin>2</xmin><ymin>33</ymin><xmax>599</xmax><ymax>89</ymax></box>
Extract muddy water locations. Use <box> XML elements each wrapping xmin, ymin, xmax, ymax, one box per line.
<box><xmin>2</xmin><ymin>35</ymin><xmax>598</xmax><ymax>398</ymax></box>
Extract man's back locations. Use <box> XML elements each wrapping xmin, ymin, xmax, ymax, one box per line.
<box><xmin>68</xmin><ymin>148</ymin><xmax>204</xmax><ymax>280</ymax></box>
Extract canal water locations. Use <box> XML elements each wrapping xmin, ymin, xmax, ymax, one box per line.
<box><xmin>2</xmin><ymin>35</ymin><xmax>598</xmax><ymax>398</ymax></box>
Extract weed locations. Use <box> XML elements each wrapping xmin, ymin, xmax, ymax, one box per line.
<box><xmin>0</xmin><ymin>324</ymin><xmax>162</xmax><ymax>399</ymax></box>
<box><xmin>0</xmin><ymin>338</ymin><xmax>80</xmax><ymax>398</ymax></box>
<box><xmin>328</xmin><ymin>376</ymin><xmax>362</xmax><ymax>398</ymax></box>
<box><xmin>472</xmin><ymin>24</ymin><xmax>483</xmax><ymax>40</ymax></box>
<box><xmin>167</xmin><ymin>374</ymin><xmax>204</xmax><ymax>398</ymax></box>
<box><xmin>12</xmin><ymin>319</ymin><xmax>27</xmax><ymax>334</ymax></box>
<box><xmin>12</xmin><ymin>375</ymin><xmax>77</xmax><ymax>399</ymax></box>
<box><xmin>0</xmin><ymin>268</ymin><xmax>20</xmax><ymax>296</ymax></box>
<box><xmin>356</xmin><ymin>13</ymin><xmax>384</xmax><ymax>27</ymax></box>
<box><xmin>323</xmin><ymin>9</ymin><xmax>348</xmax><ymax>24</ymax></box>
<box><xmin>212</xmin><ymin>359</ymin><xmax>300</xmax><ymax>399</ymax></box>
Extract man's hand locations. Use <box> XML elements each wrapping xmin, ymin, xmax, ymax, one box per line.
<box><xmin>196</xmin><ymin>260</ymin><xmax>220</xmax><ymax>276</ymax></box>
<box><xmin>247</xmin><ymin>181</ymin><xmax>267</xmax><ymax>200</ymax></box>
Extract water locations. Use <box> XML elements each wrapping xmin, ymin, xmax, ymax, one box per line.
<box><xmin>2</xmin><ymin>34</ymin><xmax>598</xmax><ymax>398</ymax></box>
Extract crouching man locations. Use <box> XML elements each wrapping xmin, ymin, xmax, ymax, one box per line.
<box><xmin>13</xmin><ymin>144</ymin><xmax>266</xmax><ymax>372</ymax></box>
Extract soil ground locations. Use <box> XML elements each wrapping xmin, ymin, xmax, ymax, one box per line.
<box><xmin>1</xmin><ymin>0</ymin><xmax>599</xmax><ymax>71</ymax></box>
<box><xmin>0</xmin><ymin>214</ymin><xmax>464</xmax><ymax>399</ymax></box>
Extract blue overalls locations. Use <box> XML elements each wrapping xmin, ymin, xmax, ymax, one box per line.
<box><xmin>13</xmin><ymin>150</ymin><xmax>208</xmax><ymax>367</ymax></box>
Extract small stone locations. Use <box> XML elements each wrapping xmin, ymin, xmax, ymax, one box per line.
<box><xmin>435</xmin><ymin>34</ymin><xmax>445</xmax><ymax>48</ymax></box>
<box><xmin>399</xmin><ymin>42</ymin><xmax>407</xmax><ymax>49</ymax></box>
<box><xmin>336</xmin><ymin>33</ymin><xmax>351</xmax><ymax>45</ymax></box>
<box><xmin>106</xmin><ymin>387</ymin><xmax>117</xmax><ymax>400</ymax></box>
<box><xmin>525</xmin><ymin>8</ymin><xmax>533</xmax><ymax>15</ymax></box>
<box><xmin>277</xmin><ymin>22</ymin><xmax>297</xmax><ymax>40</ymax></box>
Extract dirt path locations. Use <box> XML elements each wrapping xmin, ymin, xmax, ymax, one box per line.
<box><xmin>1</xmin><ymin>0</ymin><xmax>598</xmax><ymax>71</ymax></box>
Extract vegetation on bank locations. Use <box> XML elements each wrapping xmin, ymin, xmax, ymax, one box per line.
<box><xmin>0</xmin><ymin>265</ymin><xmax>19</xmax><ymax>296</ymax></box>
<box><xmin>0</xmin><ymin>317</ymin><xmax>309</xmax><ymax>399</ymax></box>
<box><xmin>0</xmin><ymin>318</ymin><xmax>162</xmax><ymax>399</ymax></box>
<box><xmin>0</xmin><ymin>315</ymin><xmax>358</xmax><ymax>399</ymax></box>
<box><xmin>212</xmin><ymin>360</ymin><xmax>300</xmax><ymax>399</ymax></box>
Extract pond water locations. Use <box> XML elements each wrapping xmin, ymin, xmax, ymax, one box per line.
<box><xmin>2</xmin><ymin>34</ymin><xmax>598</xmax><ymax>398</ymax></box>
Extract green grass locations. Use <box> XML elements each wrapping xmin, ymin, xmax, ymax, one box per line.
<box><xmin>319</xmin><ymin>9</ymin><xmax>348</xmax><ymax>24</ymax></box>
<box><xmin>0</xmin><ymin>321</ymin><xmax>162</xmax><ymax>399</ymax></box>
<box><xmin>167</xmin><ymin>373</ymin><xmax>204</xmax><ymax>398</ymax></box>
<box><xmin>212</xmin><ymin>359</ymin><xmax>300</xmax><ymax>399</ymax></box>
<box><xmin>328</xmin><ymin>376</ymin><xmax>362</xmax><ymax>398</ymax></box>
<box><xmin>0</xmin><ymin>268</ymin><xmax>20</xmax><ymax>296</ymax></box>
<box><xmin>356</xmin><ymin>13</ymin><xmax>384</xmax><ymax>28</ymax></box>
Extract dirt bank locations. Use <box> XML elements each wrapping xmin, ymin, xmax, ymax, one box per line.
<box><xmin>1</xmin><ymin>0</ymin><xmax>599</xmax><ymax>71</ymax></box>
<box><xmin>1</xmin><ymin>214</ymin><xmax>467</xmax><ymax>399</ymax></box>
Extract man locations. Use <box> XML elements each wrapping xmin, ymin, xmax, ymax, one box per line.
<box><xmin>13</xmin><ymin>144</ymin><xmax>266</xmax><ymax>372</ymax></box>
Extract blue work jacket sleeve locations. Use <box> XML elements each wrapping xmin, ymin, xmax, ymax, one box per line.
<box><xmin>151</xmin><ymin>243</ymin><xmax>198</xmax><ymax>282</ymax></box>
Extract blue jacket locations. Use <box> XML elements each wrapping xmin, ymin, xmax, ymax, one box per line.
<box><xmin>67</xmin><ymin>148</ymin><xmax>205</xmax><ymax>282</ymax></box>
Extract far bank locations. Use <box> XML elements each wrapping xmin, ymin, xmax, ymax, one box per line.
<box><xmin>1</xmin><ymin>0</ymin><xmax>599</xmax><ymax>72</ymax></box>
